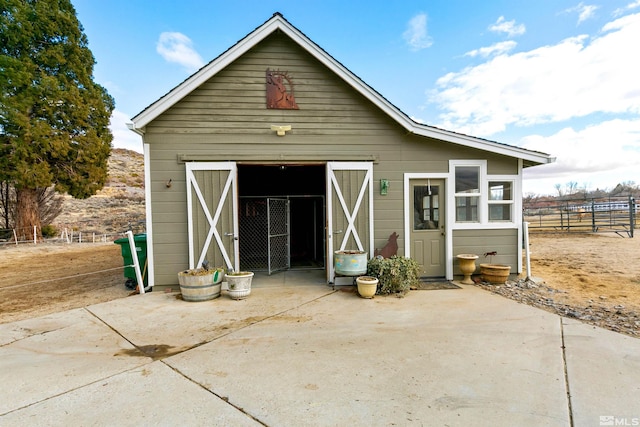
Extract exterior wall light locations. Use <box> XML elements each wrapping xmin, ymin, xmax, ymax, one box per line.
<box><xmin>380</xmin><ymin>179</ymin><xmax>389</xmax><ymax>195</ymax></box>
<box><xmin>271</xmin><ymin>124</ymin><xmax>291</xmax><ymax>136</ymax></box>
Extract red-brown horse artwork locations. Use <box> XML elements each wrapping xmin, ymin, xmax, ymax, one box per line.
<box><xmin>266</xmin><ymin>68</ymin><xmax>299</xmax><ymax>110</ymax></box>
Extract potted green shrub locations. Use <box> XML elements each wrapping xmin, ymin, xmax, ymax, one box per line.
<box><xmin>366</xmin><ymin>255</ymin><xmax>421</xmax><ymax>295</ymax></box>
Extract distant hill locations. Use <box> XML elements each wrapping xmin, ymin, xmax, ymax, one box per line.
<box><xmin>52</xmin><ymin>148</ymin><xmax>146</xmax><ymax>236</ymax></box>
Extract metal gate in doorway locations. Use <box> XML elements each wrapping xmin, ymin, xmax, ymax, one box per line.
<box><xmin>239</xmin><ymin>197</ymin><xmax>290</xmax><ymax>274</ymax></box>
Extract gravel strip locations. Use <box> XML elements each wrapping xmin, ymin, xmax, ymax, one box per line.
<box><xmin>475</xmin><ymin>278</ymin><xmax>640</xmax><ymax>338</ymax></box>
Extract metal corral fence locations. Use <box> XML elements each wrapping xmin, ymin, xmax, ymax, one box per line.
<box><xmin>523</xmin><ymin>196</ymin><xmax>637</xmax><ymax>237</ymax></box>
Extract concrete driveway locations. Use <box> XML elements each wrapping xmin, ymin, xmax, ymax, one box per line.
<box><xmin>1</xmin><ymin>271</ymin><xmax>639</xmax><ymax>426</ymax></box>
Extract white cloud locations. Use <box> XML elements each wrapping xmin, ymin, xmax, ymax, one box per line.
<box><xmin>614</xmin><ymin>0</ymin><xmax>640</xmax><ymax>16</ymax></box>
<box><xmin>109</xmin><ymin>110</ymin><xmax>143</xmax><ymax>153</ymax></box>
<box><xmin>403</xmin><ymin>13</ymin><xmax>433</xmax><ymax>51</ymax></box>
<box><xmin>156</xmin><ymin>32</ymin><xmax>205</xmax><ymax>73</ymax></box>
<box><xmin>564</xmin><ymin>2</ymin><xmax>599</xmax><ymax>25</ymax></box>
<box><xmin>429</xmin><ymin>12</ymin><xmax>640</xmax><ymax>136</ymax></box>
<box><xmin>488</xmin><ymin>16</ymin><xmax>526</xmax><ymax>37</ymax></box>
<box><xmin>522</xmin><ymin>118</ymin><xmax>640</xmax><ymax>194</ymax></box>
<box><xmin>521</xmin><ymin>119</ymin><xmax>640</xmax><ymax>175</ymax></box>
<box><xmin>464</xmin><ymin>41</ymin><xmax>517</xmax><ymax>58</ymax></box>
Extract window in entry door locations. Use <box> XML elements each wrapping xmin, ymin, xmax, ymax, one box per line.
<box><xmin>414</xmin><ymin>185</ymin><xmax>439</xmax><ymax>230</ymax></box>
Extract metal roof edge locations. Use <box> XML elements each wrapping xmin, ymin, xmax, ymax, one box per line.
<box><xmin>408</xmin><ymin>123</ymin><xmax>554</xmax><ymax>165</ymax></box>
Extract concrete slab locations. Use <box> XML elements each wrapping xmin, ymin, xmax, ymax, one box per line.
<box><xmin>562</xmin><ymin>318</ymin><xmax>640</xmax><ymax>426</ymax></box>
<box><xmin>1</xmin><ymin>361</ymin><xmax>261</xmax><ymax>426</ymax></box>
<box><xmin>0</xmin><ymin>308</ymin><xmax>148</xmax><ymax>414</ymax></box>
<box><xmin>3</xmin><ymin>276</ymin><xmax>638</xmax><ymax>426</ymax></box>
<box><xmin>167</xmin><ymin>286</ymin><xmax>570</xmax><ymax>426</ymax></box>
<box><xmin>86</xmin><ymin>285</ymin><xmax>336</xmax><ymax>358</ymax></box>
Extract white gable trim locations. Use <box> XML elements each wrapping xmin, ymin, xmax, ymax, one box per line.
<box><xmin>130</xmin><ymin>14</ymin><xmax>554</xmax><ymax>166</ymax></box>
<box><xmin>132</xmin><ymin>17</ymin><xmax>288</xmax><ymax>129</ymax></box>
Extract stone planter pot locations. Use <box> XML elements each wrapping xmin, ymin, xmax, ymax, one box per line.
<box><xmin>226</xmin><ymin>272</ymin><xmax>254</xmax><ymax>300</ymax></box>
<box><xmin>456</xmin><ymin>254</ymin><xmax>479</xmax><ymax>285</ymax></box>
<box><xmin>334</xmin><ymin>250</ymin><xmax>368</xmax><ymax>276</ymax></box>
<box><xmin>178</xmin><ymin>269</ymin><xmax>222</xmax><ymax>302</ymax></box>
<box><xmin>356</xmin><ymin>276</ymin><xmax>379</xmax><ymax>298</ymax></box>
<box><xmin>480</xmin><ymin>264</ymin><xmax>511</xmax><ymax>284</ymax></box>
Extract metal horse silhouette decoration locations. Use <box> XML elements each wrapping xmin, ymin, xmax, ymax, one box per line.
<box><xmin>266</xmin><ymin>68</ymin><xmax>299</xmax><ymax>110</ymax></box>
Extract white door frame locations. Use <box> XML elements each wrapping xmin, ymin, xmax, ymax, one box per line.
<box><xmin>185</xmin><ymin>162</ymin><xmax>239</xmax><ymax>272</ymax></box>
<box><xmin>404</xmin><ymin>173</ymin><xmax>452</xmax><ymax>280</ymax></box>
<box><xmin>327</xmin><ymin>162</ymin><xmax>374</xmax><ymax>283</ymax></box>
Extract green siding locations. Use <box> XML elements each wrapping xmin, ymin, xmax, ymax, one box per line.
<box><xmin>452</xmin><ymin>229</ymin><xmax>519</xmax><ymax>276</ymax></box>
<box><xmin>144</xmin><ymin>31</ymin><xmax>522</xmax><ymax>288</ymax></box>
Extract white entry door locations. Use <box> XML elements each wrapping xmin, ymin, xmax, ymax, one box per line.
<box><xmin>186</xmin><ymin>162</ymin><xmax>239</xmax><ymax>272</ymax></box>
<box><xmin>326</xmin><ymin>162</ymin><xmax>374</xmax><ymax>283</ymax></box>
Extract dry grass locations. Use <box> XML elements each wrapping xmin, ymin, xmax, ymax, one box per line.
<box><xmin>52</xmin><ymin>149</ymin><xmax>145</xmax><ymax>235</ymax></box>
<box><xmin>525</xmin><ymin>233</ymin><xmax>640</xmax><ymax>313</ymax></box>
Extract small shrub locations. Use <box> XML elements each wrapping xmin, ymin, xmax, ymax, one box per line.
<box><xmin>41</xmin><ymin>224</ymin><xmax>58</xmax><ymax>238</ymax></box>
<box><xmin>367</xmin><ymin>255</ymin><xmax>421</xmax><ymax>295</ymax></box>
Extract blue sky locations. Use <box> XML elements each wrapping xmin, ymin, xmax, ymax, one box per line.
<box><xmin>72</xmin><ymin>0</ymin><xmax>640</xmax><ymax>196</ymax></box>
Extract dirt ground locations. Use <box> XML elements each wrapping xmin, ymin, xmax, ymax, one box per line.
<box><xmin>0</xmin><ymin>242</ymin><xmax>130</xmax><ymax>324</ymax></box>
<box><xmin>526</xmin><ymin>233</ymin><xmax>640</xmax><ymax>313</ymax></box>
<box><xmin>1</xmin><ymin>233</ymin><xmax>639</xmax><ymax>328</ymax></box>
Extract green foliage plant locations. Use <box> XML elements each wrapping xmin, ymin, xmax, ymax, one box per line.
<box><xmin>366</xmin><ymin>255</ymin><xmax>421</xmax><ymax>295</ymax></box>
<box><xmin>40</xmin><ymin>224</ymin><xmax>57</xmax><ymax>238</ymax></box>
<box><xmin>0</xmin><ymin>0</ymin><xmax>114</xmax><ymax>238</ymax></box>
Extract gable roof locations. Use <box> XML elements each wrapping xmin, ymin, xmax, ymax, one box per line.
<box><xmin>130</xmin><ymin>13</ymin><xmax>554</xmax><ymax>167</ymax></box>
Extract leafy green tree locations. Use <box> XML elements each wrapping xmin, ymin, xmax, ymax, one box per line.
<box><xmin>0</xmin><ymin>0</ymin><xmax>114</xmax><ymax>240</ymax></box>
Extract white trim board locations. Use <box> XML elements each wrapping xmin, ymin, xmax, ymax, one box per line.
<box><xmin>130</xmin><ymin>14</ymin><xmax>553</xmax><ymax>167</ymax></box>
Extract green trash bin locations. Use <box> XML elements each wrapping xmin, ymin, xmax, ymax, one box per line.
<box><xmin>114</xmin><ymin>233</ymin><xmax>147</xmax><ymax>290</ymax></box>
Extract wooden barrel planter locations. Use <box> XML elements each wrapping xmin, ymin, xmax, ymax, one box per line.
<box><xmin>178</xmin><ymin>268</ymin><xmax>223</xmax><ymax>302</ymax></box>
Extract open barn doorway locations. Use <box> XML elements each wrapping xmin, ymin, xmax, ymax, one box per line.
<box><xmin>237</xmin><ymin>164</ymin><xmax>325</xmax><ymax>273</ymax></box>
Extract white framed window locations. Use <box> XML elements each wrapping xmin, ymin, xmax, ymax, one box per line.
<box><xmin>488</xmin><ymin>180</ymin><xmax>514</xmax><ymax>222</ymax></box>
<box><xmin>454</xmin><ymin>164</ymin><xmax>482</xmax><ymax>222</ymax></box>
<box><xmin>450</xmin><ymin>160</ymin><xmax>519</xmax><ymax>227</ymax></box>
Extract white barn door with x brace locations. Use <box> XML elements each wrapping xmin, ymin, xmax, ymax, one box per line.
<box><xmin>186</xmin><ymin>162</ymin><xmax>239</xmax><ymax>273</ymax></box>
<box><xmin>327</xmin><ymin>162</ymin><xmax>374</xmax><ymax>284</ymax></box>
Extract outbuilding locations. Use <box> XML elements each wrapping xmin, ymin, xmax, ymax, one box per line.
<box><xmin>129</xmin><ymin>13</ymin><xmax>554</xmax><ymax>290</ymax></box>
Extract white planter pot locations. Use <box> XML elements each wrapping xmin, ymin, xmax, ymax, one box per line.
<box><xmin>226</xmin><ymin>272</ymin><xmax>254</xmax><ymax>300</ymax></box>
